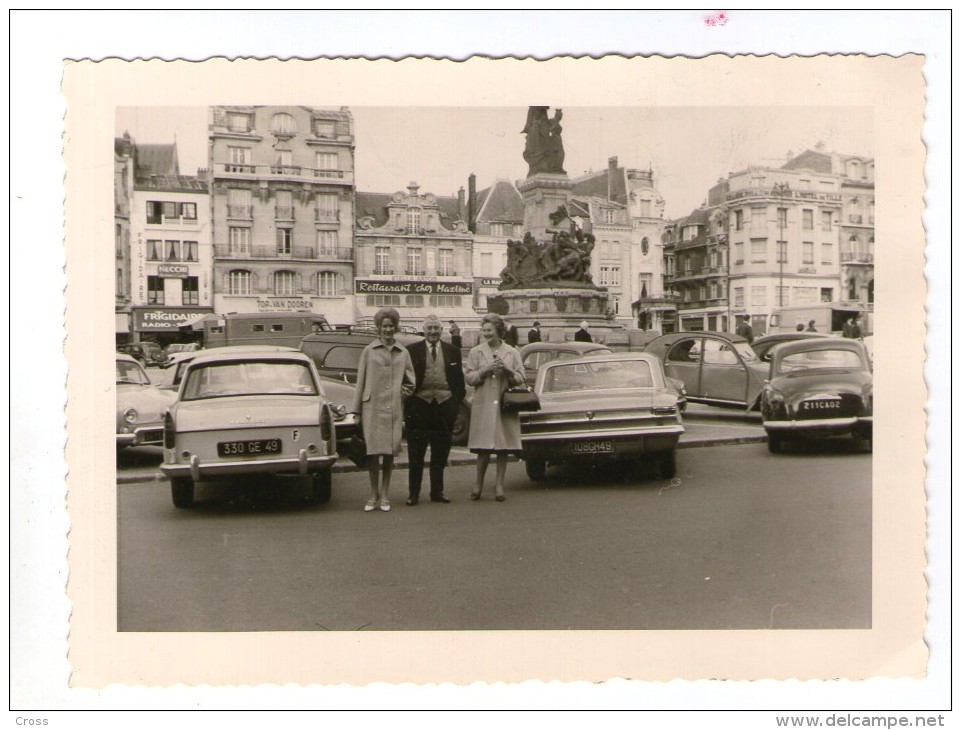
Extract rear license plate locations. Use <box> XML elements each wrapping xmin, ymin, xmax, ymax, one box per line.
<box><xmin>572</xmin><ymin>440</ymin><xmax>614</xmax><ymax>454</ymax></box>
<box><xmin>217</xmin><ymin>439</ymin><xmax>282</xmax><ymax>457</ymax></box>
<box><xmin>800</xmin><ymin>399</ymin><xmax>842</xmax><ymax>411</ymax></box>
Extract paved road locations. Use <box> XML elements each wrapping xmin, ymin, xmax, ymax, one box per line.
<box><xmin>118</xmin><ymin>441</ymin><xmax>871</xmax><ymax>632</ymax></box>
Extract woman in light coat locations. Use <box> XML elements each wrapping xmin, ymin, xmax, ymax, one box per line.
<box><xmin>351</xmin><ymin>308</ymin><xmax>415</xmax><ymax>512</ymax></box>
<box><xmin>464</xmin><ymin>313</ymin><xmax>526</xmax><ymax>502</ymax></box>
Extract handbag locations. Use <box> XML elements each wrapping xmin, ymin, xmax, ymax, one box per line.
<box><xmin>501</xmin><ymin>384</ymin><xmax>541</xmax><ymax>412</ymax></box>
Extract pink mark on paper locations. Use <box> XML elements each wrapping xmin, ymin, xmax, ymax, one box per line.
<box><xmin>704</xmin><ymin>12</ymin><xmax>729</xmax><ymax>26</ymax></box>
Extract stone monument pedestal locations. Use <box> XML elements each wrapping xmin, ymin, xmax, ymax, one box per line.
<box><xmin>517</xmin><ymin>174</ymin><xmax>575</xmax><ymax>241</ymax></box>
<box><xmin>487</xmin><ymin>285</ymin><xmax>623</xmax><ymax>344</ymax></box>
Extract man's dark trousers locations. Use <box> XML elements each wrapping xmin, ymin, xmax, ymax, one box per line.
<box><xmin>406</xmin><ymin>396</ymin><xmax>458</xmax><ymax>500</ymax></box>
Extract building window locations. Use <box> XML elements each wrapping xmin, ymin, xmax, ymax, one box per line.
<box><xmin>314</xmin><ymin>119</ymin><xmax>336</xmax><ymax>137</ymax></box>
<box><xmin>226</xmin><ymin>112</ymin><xmax>252</xmax><ymax>133</ymax></box>
<box><xmin>315</xmin><ymin>151</ymin><xmax>338</xmax><ymax>173</ymax></box>
<box><xmin>794</xmin><ymin>286</ymin><xmax>817</xmax><ymax>304</ymax></box>
<box><xmin>271</xmin><ymin>112</ymin><xmax>296</xmax><ymax>135</ymax></box>
<box><xmin>776</xmin><ymin>286</ymin><xmax>790</xmax><ymax>306</ymax></box>
<box><xmin>315</xmin><ymin>193</ymin><xmax>338</xmax><ymax>222</ymax></box>
<box><xmin>776</xmin><ymin>207</ymin><xmax>787</xmax><ymax>230</ymax></box>
<box><xmin>639</xmin><ymin>199</ymin><xmax>652</xmax><ymax>217</ymax></box>
<box><xmin>429</xmin><ymin>295</ymin><xmax>462</xmax><ymax>308</ymax></box>
<box><xmin>226</xmin><ymin>146</ymin><xmax>252</xmax><ymax>172</ymax></box>
<box><xmin>147</xmin><ymin>276</ymin><xmax>165</xmax><ymax>305</ymax></box>
<box><xmin>146</xmin><ymin>201</ymin><xmax>163</xmax><ymax>224</ymax></box>
<box><xmin>229</xmin><ymin>227</ymin><xmax>250</xmax><ymax>255</ymax></box>
<box><xmin>480</xmin><ymin>252</ymin><xmax>493</xmax><ymax>276</ymax></box>
<box><xmin>821</xmin><ymin>242</ymin><xmax>833</xmax><ymax>266</ymax></box>
<box><xmin>777</xmin><ymin>240</ymin><xmax>787</xmax><ymax>265</ymax></box>
<box><xmin>750</xmin><ymin>239</ymin><xmax>767</xmax><ymax>263</ymax></box>
<box><xmin>821</xmin><ymin>288</ymin><xmax>834</xmax><ymax>302</ymax></box>
<box><xmin>438</xmin><ymin>249</ymin><xmax>454</xmax><ymax>276</ymax></box>
<box><xmin>407</xmin><ymin>208</ymin><xmax>422</xmax><ymax>234</ymax></box>
<box><xmin>751</xmin><ymin>286</ymin><xmax>766</xmax><ymax>307</ymax></box>
<box><xmin>490</xmin><ymin>222</ymin><xmax>515</xmax><ymax>237</ymax></box>
<box><xmin>163</xmin><ymin>240</ymin><xmax>179</xmax><ymax>261</ymax></box>
<box><xmin>802</xmin><ymin>242</ymin><xmax>814</xmax><ymax>265</ymax></box>
<box><xmin>603</xmin><ymin>209</ymin><xmax>616</xmax><ymax>224</ymax></box>
<box><xmin>374</xmin><ymin>246</ymin><xmax>391</xmax><ymax>275</ymax></box>
<box><xmin>273</xmin><ymin>149</ymin><xmax>293</xmax><ymax>172</ymax></box>
<box><xmin>734</xmin><ymin>210</ymin><xmax>743</xmax><ymax>231</ymax></box>
<box><xmin>317</xmin><ymin>271</ymin><xmax>341</xmax><ymax>296</ymax></box>
<box><xmin>407</xmin><ymin>247</ymin><xmax>424</xmax><ymax>275</ymax></box>
<box><xmin>274</xmin><ymin>270</ymin><xmax>296</xmax><ymax>296</ymax></box>
<box><xmin>182</xmin><ymin>276</ymin><xmax>199</xmax><ymax>306</ymax></box>
<box><xmin>116</xmin><ymin>268</ymin><xmax>124</xmax><ymax>296</ymax></box>
<box><xmin>228</xmin><ymin>270</ymin><xmax>251</xmax><ymax>295</ymax></box>
<box><xmin>734</xmin><ymin>287</ymin><xmax>744</xmax><ymax>308</ymax></box>
<box><xmin>275</xmin><ymin>190</ymin><xmax>293</xmax><ymax>220</ymax></box>
<box><xmin>277</xmin><ymin>228</ymin><xmax>293</xmax><ymax>255</ymax></box>
<box><xmin>802</xmin><ymin>209</ymin><xmax>814</xmax><ymax>230</ymax></box>
<box><xmin>366</xmin><ymin>294</ymin><xmax>401</xmax><ymax>307</ymax></box>
<box><xmin>751</xmin><ymin>206</ymin><xmax>767</xmax><ymax>230</ymax></box>
<box><xmin>821</xmin><ymin>210</ymin><xmax>833</xmax><ymax>231</ymax></box>
<box><xmin>733</xmin><ymin>241</ymin><xmax>743</xmax><ymax>265</ymax></box>
<box><xmin>227</xmin><ymin>188</ymin><xmax>253</xmax><ymax>219</ymax></box>
<box><xmin>182</xmin><ymin>241</ymin><xmax>198</xmax><ymax>262</ymax></box>
<box><xmin>405</xmin><ymin>295</ymin><xmax>425</xmax><ymax>307</ymax></box>
<box><xmin>316</xmin><ymin>230</ymin><xmax>337</xmax><ymax>256</ymax></box>
<box><xmin>146</xmin><ymin>239</ymin><xmax>162</xmax><ymax>261</ymax></box>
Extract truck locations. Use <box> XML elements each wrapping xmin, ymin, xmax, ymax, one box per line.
<box><xmin>769</xmin><ymin>302</ymin><xmax>872</xmax><ymax>336</ymax></box>
<box><xmin>196</xmin><ymin>312</ymin><xmax>334</xmax><ymax>349</ymax></box>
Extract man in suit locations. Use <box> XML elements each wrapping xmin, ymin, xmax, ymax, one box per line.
<box><xmin>736</xmin><ymin>314</ymin><xmax>754</xmax><ymax>344</ymax></box>
<box><xmin>504</xmin><ymin>318</ymin><xmax>519</xmax><ymax>347</ymax></box>
<box><xmin>404</xmin><ymin>314</ymin><xmax>467</xmax><ymax>505</ymax></box>
<box><xmin>527</xmin><ymin>321</ymin><xmax>542</xmax><ymax>344</ymax></box>
<box><xmin>574</xmin><ymin>320</ymin><xmax>593</xmax><ymax>343</ymax></box>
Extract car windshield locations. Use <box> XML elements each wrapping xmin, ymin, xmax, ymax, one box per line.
<box><xmin>117</xmin><ymin>360</ymin><xmax>150</xmax><ymax>385</ymax></box>
<box><xmin>776</xmin><ymin>348</ymin><xmax>864</xmax><ymax>374</ymax></box>
<box><xmin>182</xmin><ymin>360</ymin><xmax>319</xmax><ymax>400</ymax></box>
<box><xmin>542</xmin><ymin>360</ymin><xmax>654</xmax><ymax>394</ymax></box>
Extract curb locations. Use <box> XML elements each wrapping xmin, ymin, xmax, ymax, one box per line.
<box><xmin>116</xmin><ymin>435</ymin><xmax>767</xmax><ymax>485</ymax></box>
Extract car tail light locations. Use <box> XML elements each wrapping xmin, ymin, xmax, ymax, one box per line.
<box><xmin>320</xmin><ymin>403</ymin><xmax>333</xmax><ymax>442</ymax></box>
<box><xmin>163</xmin><ymin>412</ymin><xmax>176</xmax><ymax>449</ymax></box>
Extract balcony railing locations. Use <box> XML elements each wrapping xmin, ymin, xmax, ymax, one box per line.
<box><xmin>270</xmin><ymin>165</ymin><xmax>302</xmax><ymax>176</ymax></box>
<box><xmin>406</xmin><ymin>269</ymin><xmax>426</xmax><ymax>276</ymax></box>
<box><xmin>727</xmin><ymin>187</ymin><xmax>842</xmax><ymax>204</ymax></box>
<box><xmin>314</xmin><ymin>168</ymin><xmax>346</xmax><ymax>179</ymax></box>
<box><xmin>213</xmin><ymin>162</ymin><xmax>351</xmax><ymax>182</ymax></box>
<box><xmin>840</xmin><ymin>251</ymin><xmax>874</xmax><ymax>264</ymax></box>
<box><xmin>224</xmin><ymin>163</ymin><xmax>256</xmax><ymax>174</ymax></box>
<box><xmin>315</xmin><ymin>209</ymin><xmax>340</xmax><ymax>223</ymax></box>
<box><xmin>275</xmin><ymin>207</ymin><xmax>295</xmax><ymax>220</ymax></box>
<box><xmin>214</xmin><ymin>244</ymin><xmax>353</xmax><ymax>261</ymax></box>
<box><xmin>227</xmin><ymin>205</ymin><xmax>253</xmax><ymax>219</ymax></box>
<box><xmin>373</xmin><ymin>269</ymin><xmax>393</xmax><ymax>276</ymax></box>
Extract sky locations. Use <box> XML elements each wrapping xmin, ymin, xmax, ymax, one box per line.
<box><xmin>117</xmin><ymin>105</ymin><xmax>872</xmax><ymax>220</ymax></box>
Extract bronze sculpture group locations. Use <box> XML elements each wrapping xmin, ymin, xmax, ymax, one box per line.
<box><xmin>500</xmin><ymin>228</ymin><xmax>596</xmax><ymax>288</ymax></box>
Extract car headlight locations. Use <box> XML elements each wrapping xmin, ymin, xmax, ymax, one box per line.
<box><xmin>123</xmin><ymin>407</ymin><xmax>138</xmax><ymax>424</ymax></box>
<box><xmin>764</xmin><ymin>388</ymin><xmax>786</xmax><ymax>416</ymax></box>
<box><xmin>861</xmin><ymin>383</ymin><xmax>873</xmax><ymax>414</ymax></box>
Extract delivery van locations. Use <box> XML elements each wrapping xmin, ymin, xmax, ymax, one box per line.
<box><xmin>201</xmin><ymin>312</ymin><xmax>333</xmax><ymax>349</ymax></box>
<box><xmin>769</xmin><ymin>303</ymin><xmax>872</xmax><ymax>336</ymax></box>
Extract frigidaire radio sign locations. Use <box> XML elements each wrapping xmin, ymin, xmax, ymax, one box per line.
<box><xmin>132</xmin><ymin>307</ymin><xmax>212</xmax><ymax>332</ymax></box>
<box><xmin>355</xmin><ymin>280</ymin><xmax>473</xmax><ymax>296</ymax></box>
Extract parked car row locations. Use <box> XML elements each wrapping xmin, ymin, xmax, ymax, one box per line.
<box><xmin>118</xmin><ymin>328</ymin><xmax>871</xmax><ymax>510</ymax></box>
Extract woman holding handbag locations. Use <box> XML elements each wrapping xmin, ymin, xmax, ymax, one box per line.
<box><xmin>350</xmin><ymin>308</ymin><xmax>415</xmax><ymax>512</ymax></box>
<box><xmin>464</xmin><ymin>313</ymin><xmax>526</xmax><ymax>502</ymax></box>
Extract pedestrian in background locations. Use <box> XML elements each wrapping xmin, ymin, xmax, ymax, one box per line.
<box><xmin>843</xmin><ymin>313</ymin><xmax>863</xmax><ymax>340</ymax></box>
<box><xmin>574</xmin><ymin>320</ymin><xmax>593</xmax><ymax>343</ymax></box>
<box><xmin>448</xmin><ymin>320</ymin><xmax>462</xmax><ymax>350</ymax></box>
<box><xmin>806</xmin><ymin>319</ymin><xmax>818</xmax><ymax>332</ymax></box>
<box><xmin>796</xmin><ymin>321</ymin><xmax>805</xmax><ymax>332</ymax></box>
<box><xmin>404</xmin><ymin>314</ymin><xmax>466</xmax><ymax>506</ymax></box>
<box><xmin>351</xmin><ymin>307</ymin><xmax>415</xmax><ymax>513</ymax></box>
<box><xmin>527</xmin><ymin>321</ymin><xmax>542</xmax><ymax>344</ymax></box>
<box><xmin>736</xmin><ymin>314</ymin><xmax>754</xmax><ymax>344</ymax></box>
<box><xmin>504</xmin><ymin>318</ymin><xmax>519</xmax><ymax>347</ymax></box>
<box><xmin>465</xmin><ymin>313</ymin><xmax>526</xmax><ymax>502</ymax></box>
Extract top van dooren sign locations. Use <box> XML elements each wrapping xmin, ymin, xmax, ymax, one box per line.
<box><xmin>355</xmin><ymin>280</ymin><xmax>473</xmax><ymax>296</ymax></box>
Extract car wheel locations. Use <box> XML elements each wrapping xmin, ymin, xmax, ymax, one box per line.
<box><xmin>170</xmin><ymin>477</ymin><xmax>195</xmax><ymax>508</ymax></box>
<box><xmin>452</xmin><ymin>403</ymin><xmax>470</xmax><ymax>446</ymax></box>
<box><xmin>767</xmin><ymin>431</ymin><xmax>784</xmax><ymax>454</ymax></box>
<box><xmin>655</xmin><ymin>450</ymin><xmax>677</xmax><ymax>480</ymax></box>
<box><xmin>525</xmin><ymin>457</ymin><xmax>547</xmax><ymax>481</ymax></box>
<box><xmin>311</xmin><ymin>469</ymin><xmax>332</xmax><ymax>504</ymax></box>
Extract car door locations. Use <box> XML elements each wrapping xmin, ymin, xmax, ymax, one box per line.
<box><xmin>663</xmin><ymin>337</ymin><xmax>703</xmax><ymax>398</ymax></box>
<box><xmin>698</xmin><ymin>338</ymin><xmax>753</xmax><ymax>407</ymax></box>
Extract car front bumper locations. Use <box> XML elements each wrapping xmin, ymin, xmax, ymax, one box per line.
<box><xmin>764</xmin><ymin>415</ymin><xmax>872</xmax><ymax>431</ymax></box>
<box><xmin>161</xmin><ymin>450</ymin><xmax>337</xmax><ymax>481</ymax></box>
<box><xmin>116</xmin><ymin>425</ymin><xmax>165</xmax><ymax>447</ymax></box>
<box><xmin>521</xmin><ymin>424</ymin><xmax>684</xmax><ymax>460</ymax></box>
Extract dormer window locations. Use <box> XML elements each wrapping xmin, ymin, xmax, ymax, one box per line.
<box><xmin>271</xmin><ymin>113</ymin><xmax>297</xmax><ymax>136</ymax></box>
<box><xmin>226</xmin><ymin>112</ymin><xmax>252</xmax><ymax>133</ymax></box>
<box><xmin>314</xmin><ymin>120</ymin><xmax>336</xmax><ymax>137</ymax></box>
<box><xmin>407</xmin><ymin>208</ymin><xmax>422</xmax><ymax>234</ymax></box>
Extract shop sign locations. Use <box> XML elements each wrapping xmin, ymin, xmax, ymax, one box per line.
<box><xmin>256</xmin><ymin>298</ymin><xmax>314</xmax><ymax>312</ymax></box>
<box><xmin>158</xmin><ymin>264</ymin><xmax>189</xmax><ymax>277</ymax></box>
<box><xmin>355</xmin><ymin>280</ymin><xmax>473</xmax><ymax>296</ymax></box>
<box><xmin>133</xmin><ymin>307</ymin><xmax>213</xmax><ymax>332</ymax></box>
<box><xmin>478</xmin><ymin>278</ymin><xmax>501</xmax><ymax>287</ymax></box>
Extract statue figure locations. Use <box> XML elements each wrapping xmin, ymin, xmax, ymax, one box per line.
<box><xmin>498</xmin><ymin>227</ymin><xmax>597</xmax><ymax>288</ymax></box>
<box><xmin>522</xmin><ymin>106</ymin><xmax>566</xmax><ymax>176</ymax></box>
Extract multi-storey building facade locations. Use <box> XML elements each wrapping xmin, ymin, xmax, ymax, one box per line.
<box><xmin>468</xmin><ymin>176</ymin><xmax>525</xmax><ymax>314</ymax></box>
<box><xmin>114</xmin><ymin>135</ymin><xmax>135</xmax><ymax>342</ymax></box>
<box><xmin>209</xmin><ymin>106</ymin><xmax>355</xmax><ymax>324</ymax></box>
<box><xmin>354</xmin><ymin>182</ymin><xmax>474</xmax><ymax>325</ymax></box>
<box><xmin>783</xmin><ymin>149</ymin><xmax>875</xmax><ymax>305</ymax></box>
<box><xmin>118</xmin><ymin>136</ymin><xmax>214</xmax><ymax>344</ymax></box>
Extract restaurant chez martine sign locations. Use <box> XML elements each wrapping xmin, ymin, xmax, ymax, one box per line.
<box><xmin>355</xmin><ymin>280</ymin><xmax>473</xmax><ymax>296</ymax></box>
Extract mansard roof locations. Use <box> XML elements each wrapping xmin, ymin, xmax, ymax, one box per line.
<box><xmin>474</xmin><ymin>179</ymin><xmax>524</xmax><ymax>222</ymax></box>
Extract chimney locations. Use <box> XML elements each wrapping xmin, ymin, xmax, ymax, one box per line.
<box><xmin>467</xmin><ymin>173</ymin><xmax>477</xmax><ymax>232</ymax></box>
<box><xmin>608</xmin><ymin>156</ymin><xmax>618</xmax><ymax>200</ymax></box>
<box><xmin>407</xmin><ymin>181</ymin><xmax>420</xmax><ymax>197</ymax></box>
<box><xmin>457</xmin><ymin>186</ymin><xmax>466</xmax><ymax>221</ymax></box>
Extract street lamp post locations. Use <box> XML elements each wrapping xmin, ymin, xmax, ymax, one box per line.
<box><xmin>772</xmin><ymin>182</ymin><xmax>791</xmax><ymax>307</ymax></box>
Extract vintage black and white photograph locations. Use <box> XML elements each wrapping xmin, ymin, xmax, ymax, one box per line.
<box><xmin>113</xmin><ymin>104</ymin><xmax>877</xmax><ymax>633</ymax></box>
<box><xmin>53</xmin><ymin>48</ymin><xmax>930</xmax><ymax>693</ymax></box>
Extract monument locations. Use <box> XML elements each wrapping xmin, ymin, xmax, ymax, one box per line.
<box><xmin>486</xmin><ymin>107</ymin><xmax>620</xmax><ymax>342</ymax></box>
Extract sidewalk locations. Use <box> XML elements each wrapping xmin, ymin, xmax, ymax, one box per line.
<box><xmin>117</xmin><ymin>418</ymin><xmax>766</xmax><ymax>485</ymax></box>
